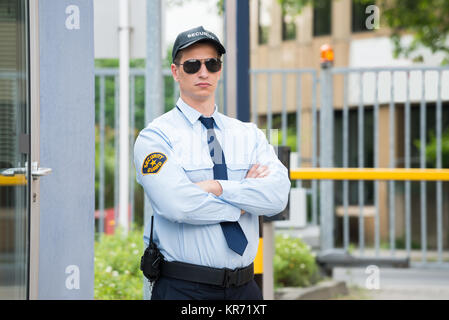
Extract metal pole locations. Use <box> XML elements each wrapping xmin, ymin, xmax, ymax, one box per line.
<box><xmin>144</xmin><ymin>0</ymin><xmax>163</xmax><ymax>230</ymax></box>
<box><xmin>373</xmin><ymin>71</ymin><xmax>380</xmax><ymax>256</ymax></box>
<box><xmin>343</xmin><ymin>73</ymin><xmax>349</xmax><ymax>252</ymax></box>
<box><xmin>236</xmin><ymin>0</ymin><xmax>250</xmax><ymax>122</ymax></box>
<box><xmin>223</xmin><ymin>0</ymin><xmax>227</xmax><ymax>115</ymax></box>
<box><xmin>99</xmin><ymin>76</ymin><xmax>105</xmax><ymax>237</ymax></box>
<box><xmin>405</xmin><ymin>71</ymin><xmax>411</xmax><ymax>260</ymax></box>
<box><xmin>114</xmin><ymin>76</ymin><xmax>119</xmax><ymax>231</ymax></box>
<box><xmin>145</xmin><ymin>0</ymin><xmax>163</xmax><ymax>127</ymax></box>
<box><xmin>319</xmin><ymin>66</ymin><xmax>334</xmax><ymax>251</ymax></box>
<box><xmin>389</xmin><ymin>71</ymin><xmax>396</xmax><ymax>255</ymax></box>
<box><xmin>262</xmin><ymin>222</ymin><xmax>274</xmax><ymax>300</ymax></box>
<box><xmin>282</xmin><ymin>74</ymin><xmax>287</xmax><ymax>145</ymax></box>
<box><xmin>358</xmin><ymin>72</ymin><xmax>365</xmax><ymax>255</ymax></box>
<box><xmin>251</xmin><ymin>73</ymin><xmax>258</xmax><ymax>125</ymax></box>
<box><xmin>419</xmin><ymin>70</ymin><xmax>427</xmax><ymax>261</ymax></box>
<box><xmin>225</xmin><ymin>0</ymin><xmax>237</xmax><ymax>118</ymax></box>
<box><xmin>119</xmin><ymin>0</ymin><xmax>130</xmax><ymax>233</ymax></box>
<box><xmin>130</xmin><ymin>75</ymin><xmax>136</xmax><ymax>229</ymax></box>
<box><xmin>436</xmin><ymin>70</ymin><xmax>443</xmax><ymax>264</ymax></box>
<box><xmin>267</xmin><ymin>74</ymin><xmax>272</xmax><ymax>142</ymax></box>
<box><xmin>296</xmin><ymin>73</ymin><xmax>302</xmax><ymax>188</ymax></box>
<box><xmin>312</xmin><ymin>74</ymin><xmax>318</xmax><ymax>226</ymax></box>
<box><xmin>144</xmin><ymin>0</ymin><xmax>163</xmax><ymax>300</ymax></box>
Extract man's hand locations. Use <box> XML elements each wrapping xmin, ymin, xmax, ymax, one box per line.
<box><xmin>245</xmin><ymin>163</ymin><xmax>270</xmax><ymax>179</ymax></box>
<box><xmin>194</xmin><ymin>163</ymin><xmax>269</xmax><ymax>215</ymax></box>
<box><xmin>194</xmin><ymin>180</ymin><xmax>223</xmax><ymax>197</ymax></box>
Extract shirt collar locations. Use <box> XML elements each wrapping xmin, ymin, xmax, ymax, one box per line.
<box><xmin>176</xmin><ymin>97</ymin><xmax>224</xmax><ymax>130</ymax></box>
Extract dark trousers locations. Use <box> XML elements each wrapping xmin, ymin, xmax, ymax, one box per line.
<box><xmin>150</xmin><ymin>276</ymin><xmax>263</xmax><ymax>300</ymax></box>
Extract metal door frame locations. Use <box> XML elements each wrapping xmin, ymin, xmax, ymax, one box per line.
<box><xmin>29</xmin><ymin>0</ymin><xmax>40</xmax><ymax>300</ymax></box>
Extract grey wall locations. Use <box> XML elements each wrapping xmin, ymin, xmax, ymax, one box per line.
<box><xmin>38</xmin><ymin>0</ymin><xmax>94</xmax><ymax>299</ymax></box>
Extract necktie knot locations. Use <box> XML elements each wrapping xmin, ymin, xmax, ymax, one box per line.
<box><xmin>199</xmin><ymin>116</ymin><xmax>215</xmax><ymax>129</ymax></box>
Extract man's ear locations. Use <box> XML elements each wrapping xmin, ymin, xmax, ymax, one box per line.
<box><xmin>171</xmin><ymin>63</ymin><xmax>179</xmax><ymax>82</ymax></box>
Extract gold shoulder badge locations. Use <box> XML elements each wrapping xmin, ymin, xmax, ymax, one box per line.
<box><xmin>142</xmin><ymin>152</ymin><xmax>167</xmax><ymax>175</ymax></box>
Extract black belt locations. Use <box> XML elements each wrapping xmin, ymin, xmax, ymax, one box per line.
<box><xmin>160</xmin><ymin>260</ymin><xmax>254</xmax><ymax>288</ymax></box>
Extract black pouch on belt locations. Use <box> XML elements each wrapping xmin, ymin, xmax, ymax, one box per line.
<box><xmin>140</xmin><ymin>216</ymin><xmax>163</xmax><ymax>282</ymax></box>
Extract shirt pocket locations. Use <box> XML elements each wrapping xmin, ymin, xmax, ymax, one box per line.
<box><xmin>226</xmin><ymin>163</ymin><xmax>251</xmax><ymax>181</ymax></box>
<box><xmin>180</xmin><ymin>162</ymin><xmax>213</xmax><ymax>183</ymax></box>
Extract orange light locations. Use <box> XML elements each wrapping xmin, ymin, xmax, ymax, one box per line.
<box><xmin>320</xmin><ymin>44</ymin><xmax>334</xmax><ymax>64</ymax></box>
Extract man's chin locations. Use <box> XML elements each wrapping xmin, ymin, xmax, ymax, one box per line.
<box><xmin>195</xmin><ymin>87</ymin><xmax>214</xmax><ymax>94</ymax></box>
<box><xmin>193</xmin><ymin>91</ymin><xmax>214</xmax><ymax>100</ymax></box>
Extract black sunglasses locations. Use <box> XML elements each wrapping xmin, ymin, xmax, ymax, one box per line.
<box><xmin>177</xmin><ymin>58</ymin><xmax>222</xmax><ymax>74</ymax></box>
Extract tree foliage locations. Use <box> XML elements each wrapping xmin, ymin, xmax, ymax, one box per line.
<box><xmin>278</xmin><ymin>0</ymin><xmax>449</xmax><ymax>64</ymax></box>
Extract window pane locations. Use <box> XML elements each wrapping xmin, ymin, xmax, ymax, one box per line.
<box><xmin>352</xmin><ymin>0</ymin><xmax>375</xmax><ymax>33</ymax></box>
<box><xmin>0</xmin><ymin>0</ymin><xmax>30</xmax><ymax>300</ymax></box>
<box><xmin>313</xmin><ymin>0</ymin><xmax>331</xmax><ymax>37</ymax></box>
<box><xmin>258</xmin><ymin>0</ymin><xmax>271</xmax><ymax>45</ymax></box>
<box><xmin>282</xmin><ymin>7</ymin><xmax>296</xmax><ymax>41</ymax></box>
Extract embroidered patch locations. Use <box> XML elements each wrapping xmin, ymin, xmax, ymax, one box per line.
<box><xmin>142</xmin><ymin>152</ymin><xmax>167</xmax><ymax>175</ymax></box>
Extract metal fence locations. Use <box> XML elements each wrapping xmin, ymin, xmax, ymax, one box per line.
<box><xmin>250</xmin><ymin>68</ymin><xmax>320</xmax><ymax>227</ymax></box>
<box><xmin>251</xmin><ymin>65</ymin><xmax>449</xmax><ymax>268</ymax></box>
<box><xmin>95</xmin><ymin>65</ymin><xmax>449</xmax><ymax>268</ymax></box>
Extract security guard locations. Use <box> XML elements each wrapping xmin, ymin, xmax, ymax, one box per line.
<box><xmin>134</xmin><ymin>26</ymin><xmax>291</xmax><ymax>300</ymax></box>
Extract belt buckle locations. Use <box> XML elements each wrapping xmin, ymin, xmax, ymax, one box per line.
<box><xmin>223</xmin><ymin>268</ymin><xmax>239</xmax><ymax>288</ymax></box>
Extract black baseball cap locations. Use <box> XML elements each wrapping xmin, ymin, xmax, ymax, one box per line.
<box><xmin>172</xmin><ymin>26</ymin><xmax>226</xmax><ymax>62</ymax></box>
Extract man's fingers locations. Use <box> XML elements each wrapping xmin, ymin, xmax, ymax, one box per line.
<box><xmin>194</xmin><ymin>181</ymin><xmax>209</xmax><ymax>192</ymax></box>
<box><xmin>255</xmin><ymin>165</ymin><xmax>269</xmax><ymax>178</ymax></box>
<box><xmin>245</xmin><ymin>163</ymin><xmax>260</xmax><ymax>178</ymax></box>
<box><xmin>250</xmin><ymin>163</ymin><xmax>260</xmax><ymax>173</ymax></box>
<box><xmin>246</xmin><ymin>164</ymin><xmax>270</xmax><ymax>179</ymax></box>
<box><xmin>258</xmin><ymin>169</ymin><xmax>270</xmax><ymax>178</ymax></box>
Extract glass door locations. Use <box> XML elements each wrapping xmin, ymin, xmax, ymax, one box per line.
<box><xmin>0</xmin><ymin>0</ymin><xmax>30</xmax><ymax>300</ymax></box>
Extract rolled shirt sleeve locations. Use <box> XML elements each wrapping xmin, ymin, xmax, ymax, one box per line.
<box><xmin>217</xmin><ymin>125</ymin><xmax>291</xmax><ymax>217</ymax></box>
<box><xmin>134</xmin><ymin>125</ymin><xmax>242</xmax><ymax>225</ymax></box>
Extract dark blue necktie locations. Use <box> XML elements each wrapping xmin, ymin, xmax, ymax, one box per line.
<box><xmin>199</xmin><ymin>116</ymin><xmax>248</xmax><ymax>256</ymax></box>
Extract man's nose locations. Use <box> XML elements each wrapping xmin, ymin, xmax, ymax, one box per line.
<box><xmin>198</xmin><ymin>62</ymin><xmax>209</xmax><ymax>78</ymax></box>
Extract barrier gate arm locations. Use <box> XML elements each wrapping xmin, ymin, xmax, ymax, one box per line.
<box><xmin>290</xmin><ymin>168</ymin><xmax>449</xmax><ymax>181</ymax></box>
<box><xmin>289</xmin><ymin>167</ymin><xmax>449</xmax><ymax>276</ymax></box>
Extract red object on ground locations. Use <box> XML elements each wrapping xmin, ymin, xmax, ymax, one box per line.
<box><xmin>94</xmin><ymin>205</ymin><xmax>132</xmax><ymax>235</ymax></box>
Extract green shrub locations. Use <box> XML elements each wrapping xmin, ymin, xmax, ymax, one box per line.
<box><xmin>414</xmin><ymin>128</ymin><xmax>449</xmax><ymax>168</ymax></box>
<box><xmin>94</xmin><ymin>227</ymin><xmax>144</xmax><ymax>300</ymax></box>
<box><xmin>274</xmin><ymin>233</ymin><xmax>320</xmax><ymax>288</ymax></box>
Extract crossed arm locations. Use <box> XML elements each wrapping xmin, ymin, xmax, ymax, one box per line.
<box><xmin>135</xmin><ymin>124</ymin><xmax>289</xmax><ymax>223</ymax></box>
<box><xmin>193</xmin><ymin>164</ymin><xmax>270</xmax><ymax>215</ymax></box>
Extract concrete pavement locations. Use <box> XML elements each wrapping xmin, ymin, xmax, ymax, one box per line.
<box><xmin>332</xmin><ymin>267</ymin><xmax>449</xmax><ymax>300</ymax></box>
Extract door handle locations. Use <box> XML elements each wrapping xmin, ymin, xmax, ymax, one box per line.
<box><xmin>1</xmin><ymin>162</ymin><xmax>52</xmax><ymax>180</ymax></box>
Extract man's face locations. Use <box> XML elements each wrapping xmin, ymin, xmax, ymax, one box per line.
<box><xmin>171</xmin><ymin>42</ymin><xmax>222</xmax><ymax>103</ymax></box>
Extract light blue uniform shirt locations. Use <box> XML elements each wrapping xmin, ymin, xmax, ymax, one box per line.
<box><xmin>134</xmin><ymin>97</ymin><xmax>291</xmax><ymax>269</ymax></box>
